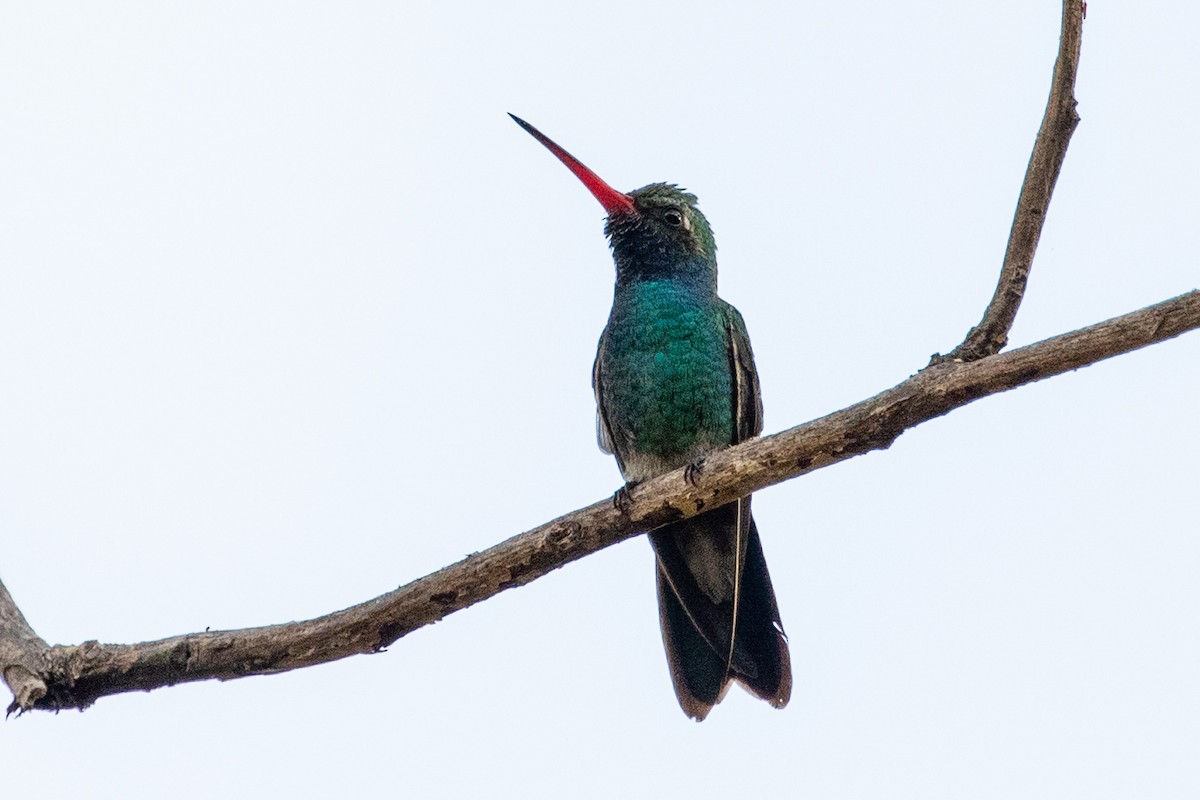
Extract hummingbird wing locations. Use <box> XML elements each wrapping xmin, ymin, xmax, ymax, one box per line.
<box><xmin>722</xmin><ymin>300</ymin><xmax>763</xmax><ymax>443</ymax></box>
<box><xmin>718</xmin><ymin>301</ymin><xmax>758</xmax><ymax>683</ymax></box>
<box><xmin>592</xmin><ymin>329</ymin><xmax>620</xmax><ymax>461</ymax></box>
<box><xmin>721</xmin><ymin>301</ymin><xmax>791</xmax><ymax>710</ymax></box>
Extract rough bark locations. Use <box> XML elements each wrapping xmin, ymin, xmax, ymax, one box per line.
<box><xmin>0</xmin><ymin>581</ymin><xmax>49</xmax><ymax>713</ymax></box>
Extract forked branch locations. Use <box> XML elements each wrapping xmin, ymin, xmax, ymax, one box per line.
<box><xmin>936</xmin><ymin>0</ymin><xmax>1085</xmax><ymax>362</ymax></box>
<box><xmin>4</xmin><ymin>0</ymin><xmax>1195</xmax><ymax>717</ymax></box>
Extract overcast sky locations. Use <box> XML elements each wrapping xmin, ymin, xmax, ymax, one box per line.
<box><xmin>3</xmin><ymin>2</ymin><xmax>1198</xmax><ymax>797</ymax></box>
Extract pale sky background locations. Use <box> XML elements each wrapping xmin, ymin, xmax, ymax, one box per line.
<box><xmin>2</xmin><ymin>2</ymin><xmax>1198</xmax><ymax>797</ymax></box>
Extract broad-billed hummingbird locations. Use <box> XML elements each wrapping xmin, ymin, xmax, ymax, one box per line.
<box><xmin>511</xmin><ymin>114</ymin><xmax>791</xmax><ymax>720</ymax></box>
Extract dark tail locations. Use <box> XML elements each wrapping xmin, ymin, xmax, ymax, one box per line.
<box><xmin>650</xmin><ymin>498</ymin><xmax>792</xmax><ymax>720</ymax></box>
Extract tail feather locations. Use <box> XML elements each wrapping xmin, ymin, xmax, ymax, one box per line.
<box><xmin>650</xmin><ymin>500</ymin><xmax>791</xmax><ymax>719</ymax></box>
<box><xmin>731</xmin><ymin>518</ymin><xmax>791</xmax><ymax>706</ymax></box>
<box><xmin>655</xmin><ymin>567</ymin><xmax>729</xmax><ymax>721</ymax></box>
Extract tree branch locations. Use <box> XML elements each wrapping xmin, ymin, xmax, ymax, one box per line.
<box><xmin>4</xmin><ymin>290</ymin><xmax>1198</xmax><ymax>714</ymax></box>
<box><xmin>936</xmin><ymin>0</ymin><xmax>1084</xmax><ymax>362</ymax></box>
<box><xmin>0</xmin><ymin>579</ymin><xmax>50</xmax><ymax>715</ymax></box>
<box><xmin>3</xmin><ymin>0</ymin><xmax>1192</xmax><ymax>719</ymax></box>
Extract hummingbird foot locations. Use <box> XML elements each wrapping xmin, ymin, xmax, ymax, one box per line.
<box><xmin>683</xmin><ymin>457</ymin><xmax>707</xmax><ymax>487</ymax></box>
<box><xmin>613</xmin><ymin>480</ymin><xmax>642</xmax><ymax>516</ymax></box>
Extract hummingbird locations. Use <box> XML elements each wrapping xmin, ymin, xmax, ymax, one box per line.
<box><xmin>511</xmin><ymin>114</ymin><xmax>792</xmax><ymax>720</ymax></box>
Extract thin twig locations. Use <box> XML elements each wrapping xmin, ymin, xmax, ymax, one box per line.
<box><xmin>935</xmin><ymin>0</ymin><xmax>1085</xmax><ymax>363</ymax></box>
<box><xmin>4</xmin><ymin>290</ymin><xmax>1197</xmax><ymax>714</ymax></box>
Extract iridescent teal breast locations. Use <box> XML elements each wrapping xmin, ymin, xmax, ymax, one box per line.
<box><xmin>600</xmin><ymin>279</ymin><xmax>733</xmax><ymax>474</ymax></box>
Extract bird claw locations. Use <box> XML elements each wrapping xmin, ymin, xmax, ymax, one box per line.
<box><xmin>613</xmin><ymin>480</ymin><xmax>641</xmax><ymax>515</ymax></box>
<box><xmin>683</xmin><ymin>458</ymin><xmax>706</xmax><ymax>487</ymax></box>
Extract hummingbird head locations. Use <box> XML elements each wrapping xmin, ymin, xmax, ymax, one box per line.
<box><xmin>608</xmin><ymin>183</ymin><xmax>717</xmax><ymax>282</ymax></box>
<box><xmin>510</xmin><ymin>114</ymin><xmax>717</xmax><ymax>287</ymax></box>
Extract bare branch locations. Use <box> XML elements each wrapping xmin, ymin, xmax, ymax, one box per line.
<box><xmin>937</xmin><ymin>0</ymin><xmax>1085</xmax><ymax>363</ymax></box>
<box><xmin>0</xmin><ymin>579</ymin><xmax>49</xmax><ymax>715</ymax></box>
<box><xmin>4</xmin><ymin>290</ymin><xmax>1197</xmax><ymax>714</ymax></box>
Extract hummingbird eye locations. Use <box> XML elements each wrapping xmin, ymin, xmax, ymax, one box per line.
<box><xmin>663</xmin><ymin>208</ymin><xmax>685</xmax><ymax>227</ymax></box>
